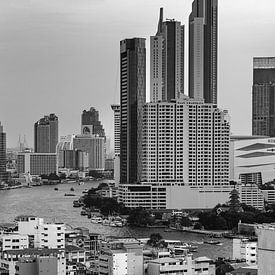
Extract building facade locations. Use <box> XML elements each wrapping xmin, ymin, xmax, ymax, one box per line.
<box><xmin>81</xmin><ymin>107</ymin><xmax>105</xmax><ymax>137</ymax></box>
<box><xmin>189</xmin><ymin>0</ymin><xmax>218</xmax><ymax>104</ymax></box>
<box><xmin>111</xmin><ymin>105</ymin><xmax>120</xmax><ymax>157</ymax></box>
<box><xmin>17</xmin><ymin>151</ymin><xmax>56</xmax><ymax>176</ymax></box>
<box><xmin>0</xmin><ymin>123</ymin><xmax>7</xmax><ymax>183</ymax></box>
<box><xmin>120</xmin><ymin>38</ymin><xmax>146</xmax><ymax>184</ymax></box>
<box><xmin>233</xmin><ymin>238</ymin><xmax>257</xmax><ymax>266</ymax></box>
<box><xmin>150</xmin><ymin>8</ymin><xmax>185</xmax><ymax>102</ymax></box>
<box><xmin>141</xmin><ymin>98</ymin><xmax>230</xmax><ymax>187</ymax></box>
<box><xmin>252</xmin><ymin>57</ymin><xmax>275</xmax><ymax>137</ymax></box>
<box><xmin>34</xmin><ymin>114</ymin><xmax>58</xmax><ymax>153</ymax></box>
<box><xmin>73</xmin><ymin>135</ymin><xmax>105</xmax><ymax>171</ymax></box>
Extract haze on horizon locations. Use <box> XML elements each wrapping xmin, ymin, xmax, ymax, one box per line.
<box><xmin>0</xmin><ymin>0</ymin><xmax>275</xmax><ymax>148</ymax></box>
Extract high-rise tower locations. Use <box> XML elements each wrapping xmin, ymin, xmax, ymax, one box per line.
<box><xmin>120</xmin><ymin>38</ymin><xmax>146</xmax><ymax>184</ymax></box>
<box><xmin>111</xmin><ymin>104</ymin><xmax>120</xmax><ymax>157</ymax></box>
<box><xmin>81</xmin><ymin>107</ymin><xmax>105</xmax><ymax>137</ymax></box>
<box><xmin>150</xmin><ymin>8</ymin><xmax>185</xmax><ymax>102</ymax></box>
<box><xmin>34</xmin><ymin>114</ymin><xmax>58</xmax><ymax>153</ymax></box>
<box><xmin>189</xmin><ymin>0</ymin><xmax>218</xmax><ymax>104</ymax></box>
<box><xmin>0</xmin><ymin>123</ymin><xmax>7</xmax><ymax>183</ymax></box>
<box><xmin>252</xmin><ymin>57</ymin><xmax>275</xmax><ymax>137</ymax></box>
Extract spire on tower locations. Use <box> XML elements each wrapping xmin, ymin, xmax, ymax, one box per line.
<box><xmin>156</xmin><ymin>7</ymin><xmax>163</xmax><ymax>35</ymax></box>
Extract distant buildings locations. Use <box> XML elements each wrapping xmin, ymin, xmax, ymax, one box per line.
<box><xmin>73</xmin><ymin>135</ymin><xmax>105</xmax><ymax>171</ymax></box>
<box><xmin>189</xmin><ymin>0</ymin><xmax>218</xmax><ymax>104</ymax></box>
<box><xmin>120</xmin><ymin>38</ymin><xmax>146</xmax><ymax>184</ymax></box>
<box><xmin>34</xmin><ymin>114</ymin><xmax>58</xmax><ymax>153</ymax></box>
<box><xmin>111</xmin><ymin>105</ymin><xmax>120</xmax><ymax>157</ymax></box>
<box><xmin>150</xmin><ymin>8</ymin><xmax>185</xmax><ymax>102</ymax></box>
<box><xmin>0</xmin><ymin>123</ymin><xmax>7</xmax><ymax>183</ymax></box>
<box><xmin>17</xmin><ymin>151</ymin><xmax>56</xmax><ymax>176</ymax></box>
<box><xmin>252</xmin><ymin>57</ymin><xmax>275</xmax><ymax>137</ymax></box>
<box><xmin>81</xmin><ymin>107</ymin><xmax>105</xmax><ymax>137</ymax></box>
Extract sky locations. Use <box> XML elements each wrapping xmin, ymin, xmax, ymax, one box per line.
<box><xmin>0</xmin><ymin>0</ymin><xmax>275</xmax><ymax>148</ymax></box>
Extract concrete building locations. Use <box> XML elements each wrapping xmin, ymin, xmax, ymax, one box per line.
<box><xmin>120</xmin><ymin>38</ymin><xmax>146</xmax><ymax>184</ymax></box>
<box><xmin>147</xmin><ymin>256</ymin><xmax>215</xmax><ymax>275</ymax></box>
<box><xmin>119</xmin><ymin>184</ymin><xmax>232</xmax><ymax>210</ymax></box>
<box><xmin>252</xmin><ymin>57</ymin><xmax>275</xmax><ymax>137</ymax></box>
<box><xmin>141</xmin><ymin>98</ymin><xmax>230</xmax><ymax>187</ymax></box>
<box><xmin>99</xmin><ymin>239</ymin><xmax>143</xmax><ymax>275</ymax></box>
<box><xmin>111</xmin><ymin>105</ymin><xmax>120</xmax><ymax>157</ymax></box>
<box><xmin>16</xmin><ymin>216</ymin><xmax>65</xmax><ymax>249</ymax></box>
<box><xmin>81</xmin><ymin>107</ymin><xmax>105</xmax><ymax>137</ymax></box>
<box><xmin>262</xmin><ymin>189</ymin><xmax>275</xmax><ymax>204</ymax></box>
<box><xmin>189</xmin><ymin>0</ymin><xmax>218</xmax><ymax>104</ymax></box>
<box><xmin>17</xmin><ymin>151</ymin><xmax>56</xmax><ymax>176</ymax></box>
<box><xmin>0</xmin><ymin>249</ymin><xmax>66</xmax><ymax>275</ymax></box>
<box><xmin>0</xmin><ymin>234</ymin><xmax>29</xmax><ymax>251</ymax></box>
<box><xmin>258</xmin><ymin>226</ymin><xmax>275</xmax><ymax>275</ymax></box>
<box><xmin>233</xmin><ymin>238</ymin><xmax>257</xmax><ymax>266</ymax></box>
<box><xmin>0</xmin><ymin>123</ymin><xmax>7</xmax><ymax>183</ymax></box>
<box><xmin>34</xmin><ymin>114</ymin><xmax>58</xmax><ymax>153</ymax></box>
<box><xmin>236</xmin><ymin>184</ymin><xmax>265</xmax><ymax>210</ymax></box>
<box><xmin>230</xmin><ymin>135</ymin><xmax>275</xmax><ymax>185</ymax></box>
<box><xmin>73</xmin><ymin>135</ymin><xmax>105</xmax><ymax>171</ymax></box>
<box><xmin>65</xmin><ymin>245</ymin><xmax>86</xmax><ymax>265</ymax></box>
<box><xmin>150</xmin><ymin>8</ymin><xmax>185</xmax><ymax>102</ymax></box>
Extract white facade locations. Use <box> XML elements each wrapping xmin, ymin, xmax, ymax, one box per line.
<box><xmin>236</xmin><ymin>184</ymin><xmax>264</xmax><ymax>210</ymax></box>
<box><xmin>119</xmin><ymin>184</ymin><xmax>232</xmax><ymax>210</ymax></box>
<box><xmin>111</xmin><ymin>105</ymin><xmax>120</xmax><ymax>157</ymax></box>
<box><xmin>0</xmin><ymin>234</ymin><xmax>29</xmax><ymax>251</ymax></box>
<box><xmin>233</xmin><ymin>238</ymin><xmax>257</xmax><ymax>265</ymax></box>
<box><xmin>262</xmin><ymin>189</ymin><xmax>275</xmax><ymax>204</ymax></box>
<box><xmin>16</xmin><ymin>216</ymin><xmax>65</xmax><ymax>249</ymax></box>
<box><xmin>141</xmin><ymin>99</ymin><xmax>230</xmax><ymax>187</ymax></box>
<box><xmin>258</xmin><ymin>226</ymin><xmax>275</xmax><ymax>275</ymax></box>
<box><xmin>230</xmin><ymin>136</ymin><xmax>275</xmax><ymax>185</ymax></box>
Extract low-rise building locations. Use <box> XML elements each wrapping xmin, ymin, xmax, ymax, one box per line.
<box><xmin>0</xmin><ymin>248</ymin><xmax>66</xmax><ymax>275</ymax></box>
<box><xmin>0</xmin><ymin>234</ymin><xmax>29</xmax><ymax>251</ymax></box>
<box><xmin>233</xmin><ymin>238</ymin><xmax>257</xmax><ymax>265</ymax></box>
<box><xmin>147</xmin><ymin>255</ymin><xmax>215</xmax><ymax>275</ymax></box>
<box><xmin>65</xmin><ymin>245</ymin><xmax>86</xmax><ymax>265</ymax></box>
<box><xmin>99</xmin><ymin>239</ymin><xmax>143</xmax><ymax>275</ymax></box>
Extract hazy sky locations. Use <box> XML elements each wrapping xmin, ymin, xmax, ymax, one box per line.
<box><xmin>0</xmin><ymin>0</ymin><xmax>275</xmax><ymax>148</ymax></box>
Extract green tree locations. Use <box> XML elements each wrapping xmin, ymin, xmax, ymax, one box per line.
<box><xmin>127</xmin><ymin>208</ymin><xmax>154</xmax><ymax>227</ymax></box>
<box><xmin>147</xmin><ymin>233</ymin><xmax>167</xmax><ymax>248</ymax></box>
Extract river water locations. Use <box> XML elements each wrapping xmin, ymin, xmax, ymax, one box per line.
<box><xmin>0</xmin><ymin>181</ymin><xmax>232</xmax><ymax>260</ymax></box>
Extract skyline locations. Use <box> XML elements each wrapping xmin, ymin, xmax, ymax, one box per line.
<box><xmin>1</xmin><ymin>0</ymin><xmax>275</xmax><ymax>147</ymax></box>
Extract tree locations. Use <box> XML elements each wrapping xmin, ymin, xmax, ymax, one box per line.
<box><xmin>147</xmin><ymin>233</ymin><xmax>167</xmax><ymax>248</ymax></box>
<box><xmin>127</xmin><ymin>208</ymin><xmax>154</xmax><ymax>227</ymax></box>
<box><xmin>229</xmin><ymin>188</ymin><xmax>240</xmax><ymax>212</ymax></box>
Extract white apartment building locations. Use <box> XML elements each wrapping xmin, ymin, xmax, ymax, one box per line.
<box><xmin>0</xmin><ymin>234</ymin><xmax>28</xmax><ymax>251</ymax></box>
<box><xmin>99</xmin><ymin>239</ymin><xmax>143</xmax><ymax>275</ymax></box>
<box><xmin>16</xmin><ymin>215</ymin><xmax>65</xmax><ymax>249</ymax></box>
<box><xmin>233</xmin><ymin>238</ymin><xmax>257</xmax><ymax>265</ymax></box>
<box><xmin>147</xmin><ymin>256</ymin><xmax>215</xmax><ymax>275</ymax></box>
<box><xmin>236</xmin><ymin>184</ymin><xmax>265</xmax><ymax>210</ymax></box>
<box><xmin>262</xmin><ymin>189</ymin><xmax>275</xmax><ymax>204</ymax></box>
<box><xmin>230</xmin><ymin>136</ymin><xmax>275</xmax><ymax>185</ymax></box>
<box><xmin>142</xmin><ymin>98</ymin><xmax>230</xmax><ymax>187</ymax></box>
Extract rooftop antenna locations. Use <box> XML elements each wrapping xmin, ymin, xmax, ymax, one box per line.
<box><xmin>156</xmin><ymin>7</ymin><xmax>163</xmax><ymax>35</ymax></box>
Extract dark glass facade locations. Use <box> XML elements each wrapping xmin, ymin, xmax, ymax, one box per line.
<box><xmin>81</xmin><ymin>107</ymin><xmax>105</xmax><ymax>137</ymax></box>
<box><xmin>252</xmin><ymin>57</ymin><xmax>275</xmax><ymax>137</ymax></box>
<box><xmin>34</xmin><ymin>114</ymin><xmax>58</xmax><ymax>153</ymax></box>
<box><xmin>120</xmin><ymin>38</ymin><xmax>146</xmax><ymax>184</ymax></box>
<box><xmin>189</xmin><ymin>0</ymin><xmax>218</xmax><ymax>104</ymax></box>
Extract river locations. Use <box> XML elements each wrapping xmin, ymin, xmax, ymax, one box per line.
<box><xmin>0</xmin><ymin>180</ymin><xmax>232</xmax><ymax>260</ymax></box>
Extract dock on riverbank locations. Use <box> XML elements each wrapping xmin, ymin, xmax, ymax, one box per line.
<box><xmin>181</xmin><ymin>227</ymin><xmax>231</xmax><ymax>237</ymax></box>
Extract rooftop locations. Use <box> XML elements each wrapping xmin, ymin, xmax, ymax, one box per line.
<box><xmin>4</xmin><ymin>248</ymin><xmax>63</xmax><ymax>256</ymax></box>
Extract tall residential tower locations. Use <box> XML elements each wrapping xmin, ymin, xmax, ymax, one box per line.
<box><xmin>252</xmin><ymin>57</ymin><xmax>275</xmax><ymax>137</ymax></box>
<box><xmin>120</xmin><ymin>38</ymin><xmax>146</xmax><ymax>184</ymax></box>
<box><xmin>0</xmin><ymin>123</ymin><xmax>7</xmax><ymax>183</ymax></box>
<box><xmin>34</xmin><ymin>114</ymin><xmax>58</xmax><ymax>153</ymax></box>
<box><xmin>189</xmin><ymin>0</ymin><xmax>218</xmax><ymax>104</ymax></box>
<box><xmin>150</xmin><ymin>8</ymin><xmax>185</xmax><ymax>102</ymax></box>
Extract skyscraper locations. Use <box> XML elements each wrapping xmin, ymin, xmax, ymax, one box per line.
<box><xmin>150</xmin><ymin>8</ymin><xmax>185</xmax><ymax>102</ymax></box>
<box><xmin>111</xmin><ymin>104</ymin><xmax>120</xmax><ymax>157</ymax></box>
<box><xmin>120</xmin><ymin>38</ymin><xmax>146</xmax><ymax>184</ymax></box>
<box><xmin>189</xmin><ymin>0</ymin><xmax>218</xmax><ymax>104</ymax></box>
<box><xmin>252</xmin><ymin>57</ymin><xmax>275</xmax><ymax>137</ymax></box>
<box><xmin>34</xmin><ymin>114</ymin><xmax>58</xmax><ymax>153</ymax></box>
<box><xmin>81</xmin><ymin>107</ymin><xmax>105</xmax><ymax>137</ymax></box>
<box><xmin>0</xmin><ymin>123</ymin><xmax>7</xmax><ymax>183</ymax></box>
